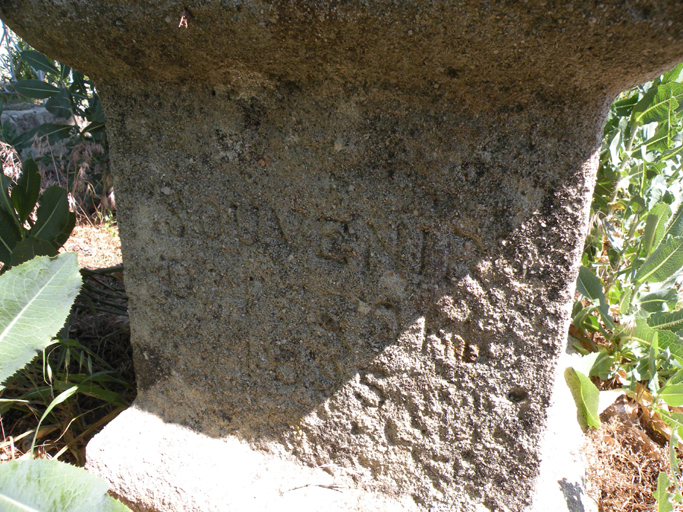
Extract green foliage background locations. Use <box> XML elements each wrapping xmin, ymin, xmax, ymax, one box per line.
<box><xmin>570</xmin><ymin>63</ymin><xmax>683</xmax><ymax>507</ymax></box>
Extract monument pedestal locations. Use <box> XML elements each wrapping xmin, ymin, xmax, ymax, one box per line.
<box><xmin>2</xmin><ymin>1</ymin><xmax>682</xmax><ymax>510</ymax></box>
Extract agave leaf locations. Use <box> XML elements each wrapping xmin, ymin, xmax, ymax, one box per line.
<box><xmin>0</xmin><ymin>459</ymin><xmax>131</xmax><ymax>512</ymax></box>
<box><xmin>13</xmin><ymin>79</ymin><xmax>60</xmax><ymax>100</ymax></box>
<box><xmin>45</xmin><ymin>87</ymin><xmax>74</xmax><ymax>119</ymax></box>
<box><xmin>0</xmin><ymin>254</ymin><xmax>82</xmax><ymax>385</ymax></box>
<box><xmin>19</xmin><ymin>50</ymin><xmax>60</xmax><ymax>76</ymax></box>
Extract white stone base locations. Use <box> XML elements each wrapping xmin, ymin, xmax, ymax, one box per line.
<box><xmin>86</xmin><ymin>407</ymin><xmax>419</xmax><ymax>512</ymax></box>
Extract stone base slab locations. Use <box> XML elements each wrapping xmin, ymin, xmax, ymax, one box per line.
<box><xmin>86</xmin><ymin>406</ymin><xmax>421</xmax><ymax>512</ymax></box>
<box><xmin>87</xmin><ymin>342</ymin><xmax>595</xmax><ymax>512</ymax></box>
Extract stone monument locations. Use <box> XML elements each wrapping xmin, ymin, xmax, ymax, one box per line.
<box><xmin>2</xmin><ymin>1</ymin><xmax>683</xmax><ymax>510</ymax></box>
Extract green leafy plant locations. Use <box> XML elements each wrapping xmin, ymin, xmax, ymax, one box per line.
<box><xmin>568</xmin><ymin>63</ymin><xmax>683</xmax><ymax>507</ymax></box>
<box><xmin>0</xmin><ymin>41</ymin><xmax>113</xmax><ymax>218</ymax></box>
<box><xmin>0</xmin><ymin>156</ymin><xmax>75</xmax><ymax>272</ymax></box>
<box><xmin>0</xmin><ymin>458</ymin><xmax>130</xmax><ymax>511</ymax></box>
<box><xmin>0</xmin><ymin>253</ymin><xmax>131</xmax><ymax>511</ymax></box>
<box><xmin>0</xmin><ymin>254</ymin><xmax>82</xmax><ymax>385</ymax></box>
<box><xmin>0</xmin><ymin>22</ymin><xmax>41</xmax><ymax>100</ymax></box>
<box><xmin>8</xmin><ymin>48</ymin><xmax>106</xmax><ymax>151</ymax></box>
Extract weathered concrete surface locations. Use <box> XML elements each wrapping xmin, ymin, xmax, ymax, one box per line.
<box><xmin>3</xmin><ymin>1</ymin><xmax>683</xmax><ymax>511</ymax></box>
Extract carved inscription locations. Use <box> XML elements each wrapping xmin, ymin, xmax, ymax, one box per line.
<box><xmin>425</xmin><ymin>329</ymin><xmax>480</xmax><ymax>369</ymax></box>
<box><xmin>152</xmin><ymin>188</ymin><xmax>480</xmax><ymax>324</ymax></box>
<box><xmin>318</xmin><ymin>220</ymin><xmax>354</xmax><ymax>264</ymax></box>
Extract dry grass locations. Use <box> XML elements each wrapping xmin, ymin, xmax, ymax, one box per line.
<box><xmin>61</xmin><ymin>222</ymin><xmax>122</xmax><ymax>269</ymax></box>
<box><xmin>584</xmin><ymin>395</ymin><xmax>683</xmax><ymax>511</ymax></box>
<box><xmin>0</xmin><ymin>218</ymin><xmax>132</xmax><ymax>466</ymax></box>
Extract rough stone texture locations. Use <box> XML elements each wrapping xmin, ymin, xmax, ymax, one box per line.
<box><xmin>3</xmin><ymin>1</ymin><xmax>683</xmax><ymax>511</ymax></box>
<box><xmin>87</xmin><ymin>406</ymin><xmax>421</xmax><ymax>512</ymax></box>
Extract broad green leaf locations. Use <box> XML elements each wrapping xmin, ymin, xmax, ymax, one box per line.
<box><xmin>648</xmin><ymin>330</ymin><xmax>660</xmax><ymax>381</ymax></box>
<box><xmin>12</xmin><ymin>123</ymin><xmax>74</xmax><ymax>151</ymax></box>
<box><xmin>631</xmin><ymin>83</ymin><xmax>683</xmax><ymax>127</ymax></box>
<box><xmin>32</xmin><ymin>186</ymin><xmax>69</xmax><ymax>242</ymax></box>
<box><xmin>619</xmin><ymin>287</ymin><xmax>633</xmax><ymax>315</ymax></box>
<box><xmin>0</xmin><ymin>254</ymin><xmax>82</xmax><ymax>385</ymax></box>
<box><xmin>0</xmin><ymin>459</ymin><xmax>131</xmax><ymax>512</ymax></box>
<box><xmin>655</xmin><ymin>472</ymin><xmax>675</xmax><ymax>512</ymax></box>
<box><xmin>663</xmin><ymin>203</ymin><xmax>683</xmax><ymax>239</ymax></box>
<box><xmin>70</xmin><ymin>70</ymin><xmax>87</xmax><ymax>97</ymax></box>
<box><xmin>45</xmin><ymin>87</ymin><xmax>73</xmax><ymax>119</ymax></box>
<box><xmin>650</xmin><ymin>310</ymin><xmax>683</xmax><ymax>333</ymax></box>
<box><xmin>643</xmin><ymin>203</ymin><xmax>672</xmax><ymax>255</ymax></box>
<box><xmin>0</xmin><ymin>174</ymin><xmax>16</xmax><ymax>220</ymax></box>
<box><xmin>9</xmin><ymin>238</ymin><xmax>58</xmax><ymax>267</ymax></box>
<box><xmin>614</xmin><ymin>94</ymin><xmax>639</xmax><ymax>117</ymax></box>
<box><xmin>662</xmin><ymin>144</ymin><xmax>683</xmax><ymax>162</ymax></box>
<box><xmin>576</xmin><ymin>266</ymin><xmax>613</xmax><ymax>328</ymax></box>
<box><xmin>572</xmin><ymin>304</ymin><xmax>595</xmax><ymax>330</ymax></box>
<box><xmin>635</xmin><ymin>237</ymin><xmax>683</xmax><ymax>284</ymax></box>
<box><xmin>564</xmin><ymin>367</ymin><xmax>601</xmax><ymax>430</ymax></box>
<box><xmin>20</xmin><ymin>50</ymin><xmax>60</xmax><ymax>76</ymax></box>
<box><xmin>0</xmin><ymin>209</ymin><xmax>21</xmax><ymax>267</ymax></box>
<box><xmin>52</xmin><ymin>211</ymin><xmax>76</xmax><ymax>250</ymax></box>
<box><xmin>89</xmin><ymin>95</ymin><xmax>106</xmax><ymax>124</ymax></box>
<box><xmin>639</xmin><ymin>287</ymin><xmax>679</xmax><ymax>313</ymax></box>
<box><xmin>589</xmin><ymin>351</ymin><xmax>616</xmax><ymax>380</ymax></box>
<box><xmin>11</xmin><ymin>159</ymin><xmax>40</xmax><ymax>223</ymax></box>
<box><xmin>13</xmin><ymin>79</ymin><xmax>60</xmax><ymax>100</ymax></box>
<box><xmin>663</xmin><ymin>63</ymin><xmax>683</xmax><ymax>84</ymax></box>
<box><xmin>643</xmin><ymin>122</ymin><xmax>672</xmax><ymax>152</ymax></box>
<box><xmin>59</xmin><ymin>63</ymin><xmax>71</xmax><ymax>83</ymax></box>
<box><xmin>576</xmin><ymin>266</ymin><xmax>606</xmax><ymax>308</ymax></box>
<box><xmin>661</xmin><ymin>384</ymin><xmax>683</xmax><ymax>407</ymax></box>
<box><xmin>630</xmin><ymin>320</ymin><xmax>683</xmax><ymax>363</ymax></box>
<box><xmin>81</xmin><ymin>121</ymin><xmax>105</xmax><ymax>136</ymax></box>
